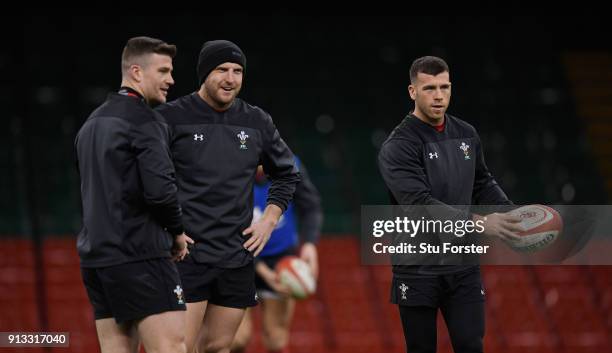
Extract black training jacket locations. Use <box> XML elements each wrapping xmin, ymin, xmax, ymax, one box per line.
<box><xmin>156</xmin><ymin>93</ymin><xmax>300</xmax><ymax>267</ymax></box>
<box><xmin>378</xmin><ymin>113</ymin><xmax>512</xmax><ymax>275</ymax></box>
<box><xmin>75</xmin><ymin>92</ymin><xmax>183</xmax><ymax>268</ymax></box>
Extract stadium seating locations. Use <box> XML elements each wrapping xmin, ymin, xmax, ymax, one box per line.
<box><xmin>1</xmin><ymin>237</ymin><xmax>610</xmax><ymax>353</ymax></box>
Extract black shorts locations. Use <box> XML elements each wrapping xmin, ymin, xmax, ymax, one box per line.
<box><xmin>81</xmin><ymin>258</ymin><xmax>186</xmax><ymax>324</ymax></box>
<box><xmin>390</xmin><ymin>266</ymin><xmax>485</xmax><ymax>307</ymax></box>
<box><xmin>176</xmin><ymin>256</ymin><xmax>257</xmax><ymax>308</ymax></box>
<box><xmin>254</xmin><ymin>248</ymin><xmax>297</xmax><ymax>295</ymax></box>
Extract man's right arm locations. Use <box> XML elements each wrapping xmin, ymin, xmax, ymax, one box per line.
<box><xmin>131</xmin><ymin>119</ymin><xmax>184</xmax><ymax>236</ymax></box>
<box><xmin>378</xmin><ymin>137</ymin><xmax>521</xmax><ymax>240</ymax></box>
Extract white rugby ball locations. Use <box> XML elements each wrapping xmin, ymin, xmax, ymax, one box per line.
<box><xmin>276</xmin><ymin>256</ymin><xmax>316</xmax><ymax>299</ymax></box>
<box><xmin>505</xmin><ymin>204</ymin><xmax>563</xmax><ymax>252</ymax></box>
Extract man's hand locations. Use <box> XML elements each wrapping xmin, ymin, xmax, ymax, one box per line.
<box><xmin>474</xmin><ymin>213</ymin><xmax>523</xmax><ymax>241</ymax></box>
<box><xmin>300</xmin><ymin>242</ymin><xmax>319</xmax><ymax>280</ymax></box>
<box><xmin>255</xmin><ymin>261</ymin><xmax>291</xmax><ymax>296</ymax></box>
<box><xmin>172</xmin><ymin>232</ymin><xmax>194</xmax><ymax>261</ymax></box>
<box><xmin>243</xmin><ymin>204</ymin><xmax>283</xmax><ymax>256</ymax></box>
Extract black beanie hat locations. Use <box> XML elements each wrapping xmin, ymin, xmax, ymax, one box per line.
<box><xmin>197</xmin><ymin>40</ymin><xmax>246</xmax><ymax>85</ymax></box>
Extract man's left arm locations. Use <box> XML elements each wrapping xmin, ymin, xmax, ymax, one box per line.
<box><xmin>260</xmin><ymin>113</ymin><xmax>301</xmax><ymax>211</ymax></box>
<box><xmin>243</xmin><ymin>113</ymin><xmax>301</xmax><ymax>256</ymax></box>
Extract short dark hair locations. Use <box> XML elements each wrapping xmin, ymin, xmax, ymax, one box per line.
<box><xmin>121</xmin><ymin>36</ymin><xmax>176</xmax><ymax>74</ymax></box>
<box><xmin>409</xmin><ymin>56</ymin><xmax>449</xmax><ymax>83</ymax></box>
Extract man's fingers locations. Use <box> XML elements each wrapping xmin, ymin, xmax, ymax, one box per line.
<box><xmin>254</xmin><ymin>234</ymin><xmax>272</xmax><ymax>257</ymax></box>
<box><xmin>243</xmin><ymin>235</ymin><xmax>257</xmax><ymax>249</ymax></box>
<box><xmin>244</xmin><ymin>234</ymin><xmax>262</xmax><ymax>251</ymax></box>
<box><xmin>276</xmin><ymin>283</ymin><xmax>292</xmax><ymax>296</ymax></box>
<box><xmin>242</xmin><ymin>226</ymin><xmax>254</xmax><ymax>236</ymax></box>
<box><xmin>248</xmin><ymin>236</ymin><xmax>262</xmax><ymax>252</ymax></box>
<box><xmin>185</xmin><ymin>235</ymin><xmax>195</xmax><ymax>244</ymax></box>
<box><xmin>500</xmin><ymin>229</ymin><xmax>521</xmax><ymax>241</ymax></box>
<box><xmin>253</xmin><ymin>242</ymin><xmax>265</xmax><ymax>257</ymax></box>
<box><xmin>310</xmin><ymin>263</ymin><xmax>319</xmax><ymax>279</ymax></box>
<box><xmin>253</xmin><ymin>235</ymin><xmax>270</xmax><ymax>256</ymax></box>
<box><xmin>174</xmin><ymin>247</ymin><xmax>186</xmax><ymax>262</ymax></box>
<box><xmin>501</xmin><ymin>221</ymin><xmax>524</xmax><ymax>233</ymax></box>
<box><xmin>501</xmin><ymin>214</ymin><xmax>522</xmax><ymax>223</ymax></box>
<box><xmin>301</xmin><ymin>256</ymin><xmax>318</xmax><ymax>276</ymax></box>
<box><xmin>182</xmin><ymin>248</ymin><xmax>189</xmax><ymax>259</ymax></box>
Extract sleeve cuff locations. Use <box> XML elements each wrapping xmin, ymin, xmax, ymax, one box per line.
<box><xmin>266</xmin><ymin>200</ymin><xmax>287</xmax><ymax>213</ymax></box>
<box><xmin>167</xmin><ymin>225</ymin><xmax>184</xmax><ymax>237</ymax></box>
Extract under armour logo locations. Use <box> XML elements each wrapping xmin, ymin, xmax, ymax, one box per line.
<box><xmin>194</xmin><ymin>134</ymin><xmax>204</xmax><ymax>141</ymax></box>
<box><xmin>429</xmin><ymin>152</ymin><xmax>438</xmax><ymax>159</ymax></box>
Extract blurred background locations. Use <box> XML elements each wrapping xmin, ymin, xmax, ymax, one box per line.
<box><xmin>0</xmin><ymin>15</ymin><xmax>610</xmax><ymax>353</ymax></box>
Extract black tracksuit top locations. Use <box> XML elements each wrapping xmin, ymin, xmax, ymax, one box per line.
<box><xmin>378</xmin><ymin>113</ymin><xmax>512</xmax><ymax>275</ymax></box>
<box><xmin>156</xmin><ymin>93</ymin><xmax>300</xmax><ymax>268</ymax></box>
<box><xmin>75</xmin><ymin>93</ymin><xmax>183</xmax><ymax>268</ymax></box>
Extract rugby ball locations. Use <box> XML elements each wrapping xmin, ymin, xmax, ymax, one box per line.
<box><xmin>505</xmin><ymin>204</ymin><xmax>563</xmax><ymax>252</ymax></box>
<box><xmin>276</xmin><ymin>256</ymin><xmax>316</xmax><ymax>299</ymax></box>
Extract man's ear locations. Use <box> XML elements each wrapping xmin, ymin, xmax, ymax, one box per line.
<box><xmin>408</xmin><ymin>84</ymin><xmax>416</xmax><ymax>100</ymax></box>
<box><xmin>129</xmin><ymin>64</ymin><xmax>143</xmax><ymax>83</ymax></box>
